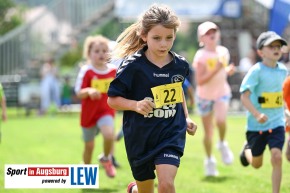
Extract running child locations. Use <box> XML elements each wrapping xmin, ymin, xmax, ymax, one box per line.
<box><xmin>75</xmin><ymin>35</ymin><xmax>117</xmax><ymax>178</ymax></box>
<box><xmin>107</xmin><ymin>4</ymin><xmax>197</xmax><ymax>193</ymax></box>
<box><xmin>239</xmin><ymin>31</ymin><xmax>288</xmax><ymax>193</ymax></box>
<box><xmin>192</xmin><ymin>21</ymin><xmax>235</xmax><ymax>176</ymax></box>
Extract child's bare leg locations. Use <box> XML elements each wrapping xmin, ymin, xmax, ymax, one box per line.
<box><xmin>201</xmin><ymin>112</ymin><xmax>214</xmax><ymax>158</ymax></box>
<box><xmin>100</xmin><ymin>125</ymin><xmax>115</xmax><ymax>158</ymax></box>
<box><xmin>84</xmin><ymin>140</ymin><xmax>94</xmax><ymax>164</ymax></box>
<box><xmin>135</xmin><ymin>179</ymin><xmax>154</xmax><ymax>193</ymax></box>
<box><xmin>156</xmin><ymin>164</ymin><xmax>177</xmax><ymax>193</ymax></box>
<box><xmin>270</xmin><ymin>148</ymin><xmax>282</xmax><ymax>193</ymax></box>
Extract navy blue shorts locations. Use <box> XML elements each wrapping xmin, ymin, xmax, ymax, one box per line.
<box><xmin>246</xmin><ymin>126</ymin><xmax>285</xmax><ymax>157</ymax></box>
<box><xmin>131</xmin><ymin>148</ymin><xmax>181</xmax><ymax>181</ymax></box>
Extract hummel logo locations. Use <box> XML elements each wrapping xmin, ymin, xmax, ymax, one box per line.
<box><xmin>153</xmin><ymin>73</ymin><xmax>169</xmax><ymax>77</ymax></box>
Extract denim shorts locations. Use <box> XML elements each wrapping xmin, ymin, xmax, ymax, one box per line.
<box><xmin>196</xmin><ymin>95</ymin><xmax>231</xmax><ymax>116</ymax></box>
<box><xmin>246</xmin><ymin>126</ymin><xmax>285</xmax><ymax>156</ymax></box>
<box><xmin>131</xmin><ymin>148</ymin><xmax>181</xmax><ymax>181</ymax></box>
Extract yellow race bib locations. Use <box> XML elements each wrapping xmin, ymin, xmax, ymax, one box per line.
<box><xmin>260</xmin><ymin>92</ymin><xmax>283</xmax><ymax>108</ymax></box>
<box><xmin>151</xmin><ymin>82</ymin><xmax>183</xmax><ymax>108</ymax></box>
<box><xmin>206</xmin><ymin>57</ymin><xmax>227</xmax><ymax>70</ymax></box>
<box><xmin>91</xmin><ymin>78</ymin><xmax>113</xmax><ymax>93</ymax></box>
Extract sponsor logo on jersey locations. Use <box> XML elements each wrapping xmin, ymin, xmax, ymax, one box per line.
<box><xmin>153</xmin><ymin>73</ymin><xmax>170</xmax><ymax>78</ymax></box>
<box><xmin>171</xmin><ymin>74</ymin><xmax>184</xmax><ymax>83</ymax></box>
<box><xmin>144</xmin><ymin>97</ymin><xmax>176</xmax><ymax>118</ymax></box>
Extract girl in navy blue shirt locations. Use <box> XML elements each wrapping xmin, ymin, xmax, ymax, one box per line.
<box><xmin>107</xmin><ymin>4</ymin><xmax>197</xmax><ymax>193</ymax></box>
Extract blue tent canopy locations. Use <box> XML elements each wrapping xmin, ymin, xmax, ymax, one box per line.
<box><xmin>269</xmin><ymin>0</ymin><xmax>290</xmax><ymax>35</ymax></box>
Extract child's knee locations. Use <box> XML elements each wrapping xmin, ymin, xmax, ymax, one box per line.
<box><xmin>271</xmin><ymin>151</ymin><xmax>282</xmax><ymax>166</ymax></box>
<box><xmin>158</xmin><ymin>180</ymin><xmax>174</xmax><ymax>192</ymax></box>
<box><xmin>251</xmin><ymin>158</ymin><xmax>263</xmax><ymax>168</ymax></box>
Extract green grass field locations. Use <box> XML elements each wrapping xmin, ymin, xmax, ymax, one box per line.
<box><xmin>0</xmin><ymin>111</ymin><xmax>290</xmax><ymax>193</ymax></box>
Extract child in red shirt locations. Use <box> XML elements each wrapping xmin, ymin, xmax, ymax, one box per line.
<box><xmin>75</xmin><ymin>35</ymin><xmax>117</xmax><ymax>177</ymax></box>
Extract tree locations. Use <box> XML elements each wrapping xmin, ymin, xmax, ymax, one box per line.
<box><xmin>0</xmin><ymin>0</ymin><xmax>23</xmax><ymax>35</ymax></box>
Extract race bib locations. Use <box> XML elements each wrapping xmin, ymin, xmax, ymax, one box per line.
<box><xmin>91</xmin><ymin>78</ymin><xmax>113</xmax><ymax>93</ymax></box>
<box><xmin>151</xmin><ymin>82</ymin><xmax>183</xmax><ymax>108</ymax></box>
<box><xmin>260</xmin><ymin>92</ymin><xmax>283</xmax><ymax>108</ymax></box>
<box><xmin>206</xmin><ymin>57</ymin><xmax>227</xmax><ymax>70</ymax></box>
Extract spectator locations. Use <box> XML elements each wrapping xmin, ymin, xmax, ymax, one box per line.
<box><xmin>239</xmin><ymin>46</ymin><xmax>257</xmax><ymax>74</ymax></box>
<box><xmin>39</xmin><ymin>58</ymin><xmax>61</xmax><ymax>114</ymax></box>
<box><xmin>61</xmin><ymin>76</ymin><xmax>73</xmax><ymax>111</ymax></box>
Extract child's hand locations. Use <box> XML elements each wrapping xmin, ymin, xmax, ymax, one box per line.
<box><xmin>226</xmin><ymin>63</ymin><xmax>236</xmax><ymax>76</ymax></box>
<box><xmin>186</xmin><ymin>117</ymin><xmax>197</xmax><ymax>135</ymax></box>
<box><xmin>286</xmin><ymin>117</ymin><xmax>290</xmax><ymax>127</ymax></box>
<box><xmin>285</xmin><ymin>110</ymin><xmax>290</xmax><ymax>127</ymax></box>
<box><xmin>215</xmin><ymin>60</ymin><xmax>224</xmax><ymax>70</ymax></box>
<box><xmin>255</xmin><ymin>113</ymin><xmax>268</xmax><ymax>123</ymax></box>
<box><xmin>88</xmin><ymin>88</ymin><xmax>101</xmax><ymax>100</ymax></box>
<box><xmin>135</xmin><ymin>98</ymin><xmax>155</xmax><ymax>116</ymax></box>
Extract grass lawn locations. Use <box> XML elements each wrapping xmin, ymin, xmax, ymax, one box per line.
<box><xmin>0</xmin><ymin>111</ymin><xmax>290</xmax><ymax>193</ymax></box>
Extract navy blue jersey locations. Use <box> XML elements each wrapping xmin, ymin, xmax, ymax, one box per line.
<box><xmin>108</xmin><ymin>46</ymin><xmax>189</xmax><ymax>167</ymax></box>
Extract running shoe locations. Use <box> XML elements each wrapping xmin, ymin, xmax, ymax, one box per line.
<box><xmin>99</xmin><ymin>157</ymin><xmax>116</xmax><ymax>178</ymax></box>
<box><xmin>217</xmin><ymin>141</ymin><xmax>234</xmax><ymax>165</ymax></box>
<box><xmin>127</xmin><ymin>181</ymin><xmax>137</xmax><ymax>193</ymax></box>
<box><xmin>112</xmin><ymin>155</ymin><xmax>121</xmax><ymax>168</ymax></box>
<box><xmin>204</xmin><ymin>156</ymin><xmax>219</xmax><ymax>176</ymax></box>
<box><xmin>240</xmin><ymin>143</ymin><xmax>250</xmax><ymax>167</ymax></box>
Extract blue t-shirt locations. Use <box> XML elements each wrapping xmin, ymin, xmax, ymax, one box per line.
<box><xmin>239</xmin><ymin>62</ymin><xmax>287</xmax><ymax>131</ymax></box>
<box><xmin>108</xmin><ymin>46</ymin><xmax>189</xmax><ymax>167</ymax></box>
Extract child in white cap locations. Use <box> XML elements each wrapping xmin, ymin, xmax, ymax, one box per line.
<box><xmin>192</xmin><ymin>21</ymin><xmax>235</xmax><ymax>176</ymax></box>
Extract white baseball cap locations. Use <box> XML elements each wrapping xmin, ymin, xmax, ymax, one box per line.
<box><xmin>197</xmin><ymin>21</ymin><xmax>218</xmax><ymax>38</ymax></box>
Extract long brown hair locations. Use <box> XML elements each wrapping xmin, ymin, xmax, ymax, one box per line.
<box><xmin>113</xmin><ymin>4</ymin><xmax>180</xmax><ymax>59</ymax></box>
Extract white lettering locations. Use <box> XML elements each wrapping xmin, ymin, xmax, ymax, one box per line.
<box><xmin>36</xmin><ymin>168</ymin><xmax>67</xmax><ymax>176</ymax></box>
<box><xmin>164</xmin><ymin>153</ymin><xmax>179</xmax><ymax>160</ymax></box>
<box><xmin>144</xmin><ymin>98</ymin><xmax>177</xmax><ymax>119</ymax></box>
<box><xmin>153</xmin><ymin>73</ymin><xmax>169</xmax><ymax>78</ymax></box>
